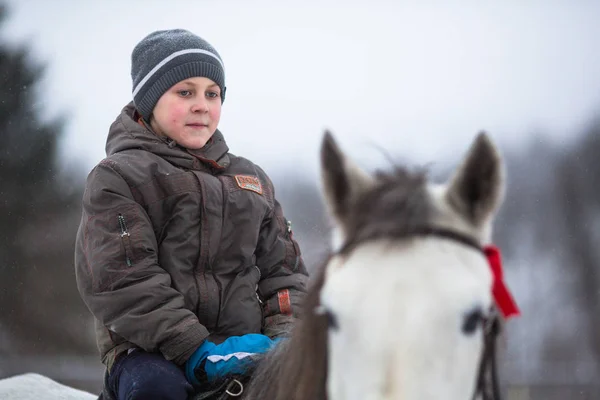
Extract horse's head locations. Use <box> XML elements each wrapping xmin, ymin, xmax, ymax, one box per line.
<box><xmin>318</xmin><ymin>132</ymin><xmax>505</xmax><ymax>400</ymax></box>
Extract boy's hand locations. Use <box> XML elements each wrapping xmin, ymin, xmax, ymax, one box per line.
<box><xmin>185</xmin><ymin>333</ymin><xmax>275</xmax><ymax>385</ymax></box>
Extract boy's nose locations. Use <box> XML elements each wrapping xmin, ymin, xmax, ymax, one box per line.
<box><xmin>191</xmin><ymin>99</ymin><xmax>209</xmax><ymax>113</ymax></box>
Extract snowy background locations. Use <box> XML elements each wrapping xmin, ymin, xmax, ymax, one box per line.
<box><xmin>1</xmin><ymin>1</ymin><xmax>599</xmax><ymax>398</ymax></box>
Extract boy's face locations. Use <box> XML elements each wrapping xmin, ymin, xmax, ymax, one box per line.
<box><xmin>150</xmin><ymin>77</ymin><xmax>222</xmax><ymax>149</ymax></box>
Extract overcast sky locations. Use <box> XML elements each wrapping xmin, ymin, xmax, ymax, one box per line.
<box><xmin>3</xmin><ymin>0</ymin><xmax>600</xmax><ymax>177</ymax></box>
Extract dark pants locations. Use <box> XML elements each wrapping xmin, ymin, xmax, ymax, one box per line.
<box><xmin>107</xmin><ymin>350</ymin><xmax>194</xmax><ymax>400</ymax></box>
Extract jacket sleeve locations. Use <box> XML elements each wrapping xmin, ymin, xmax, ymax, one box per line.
<box><xmin>254</xmin><ymin>174</ymin><xmax>309</xmax><ymax>339</ymax></box>
<box><xmin>74</xmin><ymin>160</ymin><xmax>208</xmax><ymax>365</ymax></box>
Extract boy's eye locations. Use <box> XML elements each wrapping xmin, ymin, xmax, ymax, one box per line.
<box><xmin>207</xmin><ymin>91</ymin><xmax>220</xmax><ymax>98</ymax></box>
<box><xmin>178</xmin><ymin>90</ymin><xmax>192</xmax><ymax>97</ymax></box>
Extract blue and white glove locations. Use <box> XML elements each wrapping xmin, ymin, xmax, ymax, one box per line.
<box><xmin>185</xmin><ymin>333</ymin><xmax>277</xmax><ymax>386</ymax></box>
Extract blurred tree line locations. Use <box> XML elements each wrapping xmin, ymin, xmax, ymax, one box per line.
<box><xmin>489</xmin><ymin>126</ymin><xmax>600</xmax><ymax>397</ymax></box>
<box><xmin>0</xmin><ymin>2</ymin><xmax>598</xmax><ymax>397</ymax></box>
<box><xmin>0</xmin><ymin>4</ymin><xmax>90</xmax><ymax>356</ymax></box>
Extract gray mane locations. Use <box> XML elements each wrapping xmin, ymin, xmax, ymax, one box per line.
<box><xmin>338</xmin><ymin>166</ymin><xmax>431</xmax><ymax>254</ymax></box>
<box><xmin>244</xmin><ymin>265</ymin><xmax>329</xmax><ymax>400</ymax></box>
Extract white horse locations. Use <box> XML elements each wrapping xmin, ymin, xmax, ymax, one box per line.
<box><xmin>1</xmin><ymin>131</ymin><xmax>518</xmax><ymax>400</ymax></box>
<box><xmin>244</xmin><ymin>131</ymin><xmax>518</xmax><ymax>400</ymax></box>
<box><xmin>319</xmin><ymin>130</ymin><xmax>518</xmax><ymax>400</ymax></box>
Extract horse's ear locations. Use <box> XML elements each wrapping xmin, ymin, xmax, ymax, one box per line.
<box><xmin>445</xmin><ymin>132</ymin><xmax>505</xmax><ymax>229</ymax></box>
<box><xmin>320</xmin><ymin>131</ymin><xmax>374</xmax><ymax>232</ymax></box>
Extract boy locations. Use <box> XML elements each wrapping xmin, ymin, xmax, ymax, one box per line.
<box><xmin>75</xmin><ymin>29</ymin><xmax>308</xmax><ymax>400</ymax></box>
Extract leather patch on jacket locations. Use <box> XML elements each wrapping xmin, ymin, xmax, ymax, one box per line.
<box><xmin>234</xmin><ymin>175</ymin><xmax>263</xmax><ymax>195</ymax></box>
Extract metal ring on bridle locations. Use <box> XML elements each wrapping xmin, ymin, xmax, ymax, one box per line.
<box><xmin>225</xmin><ymin>379</ymin><xmax>244</xmax><ymax>397</ymax></box>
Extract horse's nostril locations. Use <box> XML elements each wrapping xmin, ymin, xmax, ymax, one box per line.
<box><xmin>462</xmin><ymin>308</ymin><xmax>484</xmax><ymax>334</ymax></box>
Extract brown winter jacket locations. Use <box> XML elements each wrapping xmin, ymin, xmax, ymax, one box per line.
<box><xmin>74</xmin><ymin>102</ymin><xmax>308</xmax><ymax>371</ymax></box>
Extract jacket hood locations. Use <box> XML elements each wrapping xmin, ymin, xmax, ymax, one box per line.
<box><xmin>105</xmin><ymin>102</ymin><xmax>230</xmax><ymax>170</ymax></box>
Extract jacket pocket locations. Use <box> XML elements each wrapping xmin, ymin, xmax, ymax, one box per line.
<box><xmin>118</xmin><ymin>213</ymin><xmax>134</xmax><ymax>267</ymax></box>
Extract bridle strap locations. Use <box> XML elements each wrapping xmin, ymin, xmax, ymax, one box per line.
<box><xmin>472</xmin><ymin>312</ymin><xmax>502</xmax><ymax>400</ymax></box>
<box><xmin>409</xmin><ymin>227</ymin><xmax>484</xmax><ymax>255</ymax></box>
<box><xmin>337</xmin><ymin>226</ymin><xmax>485</xmax><ymax>257</ymax></box>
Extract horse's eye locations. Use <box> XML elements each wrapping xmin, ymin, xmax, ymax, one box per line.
<box><xmin>462</xmin><ymin>307</ymin><xmax>484</xmax><ymax>335</ymax></box>
<box><xmin>326</xmin><ymin>309</ymin><xmax>339</xmax><ymax>331</ymax></box>
<box><xmin>315</xmin><ymin>305</ymin><xmax>339</xmax><ymax>332</ymax></box>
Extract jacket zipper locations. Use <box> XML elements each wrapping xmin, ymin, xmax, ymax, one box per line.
<box><xmin>254</xmin><ymin>266</ymin><xmax>263</xmax><ymax>305</ymax></box>
<box><xmin>254</xmin><ymin>265</ymin><xmax>265</xmax><ymax>329</ymax></box>
<box><xmin>118</xmin><ymin>214</ymin><xmax>133</xmax><ymax>267</ymax></box>
<box><xmin>286</xmin><ymin>219</ymin><xmax>301</xmax><ymax>271</ymax></box>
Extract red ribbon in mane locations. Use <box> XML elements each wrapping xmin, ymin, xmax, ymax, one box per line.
<box><xmin>484</xmin><ymin>245</ymin><xmax>520</xmax><ymax>319</ymax></box>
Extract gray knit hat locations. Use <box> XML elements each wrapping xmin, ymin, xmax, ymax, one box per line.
<box><xmin>131</xmin><ymin>29</ymin><xmax>226</xmax><ymax>121</ymax></box>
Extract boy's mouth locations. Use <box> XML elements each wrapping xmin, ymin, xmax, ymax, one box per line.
<box><xmin>186</xmin><ymin>123</ymin><xmax>208</xmax><ymax>128</ymax></box>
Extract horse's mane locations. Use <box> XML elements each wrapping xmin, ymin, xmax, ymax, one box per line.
<box><xmin>245</xmin><ymin>259</ymin><xmax>329</xmax><ymax>400</ymax></box>
<box><xmin>337</xmin><ymin>166</ymin><xmax>430</xmax><ymax>254</ymax></box>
